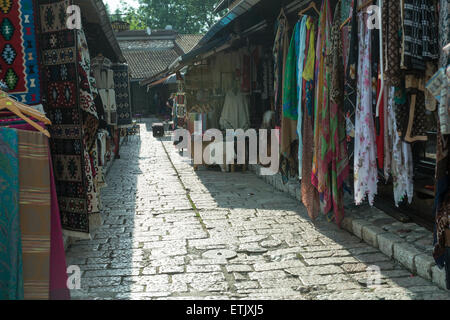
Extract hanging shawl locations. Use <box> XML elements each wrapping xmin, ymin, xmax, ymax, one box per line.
<box><xmin>302</xmin><ymin>17</ymin><xmax>320</xmax><ymax>220</ymax></box>
<box><xmin>343</xmin><ymin>0</ymin><xmax>358</xmax><ymax>158</ymax></box>
<box><xmin>273</xmin><ymin>10</ymin><xmax>288</xmax><ymax>125</ymax></box>
<box><xmin>296</xmin><ymin>17</ymin><xmax>308</xmax><ymax>178</ymax></box>
<box><xmin>281</xmin><ymin>21</ymin><xmax>300</xmax><ymax>160</ymax></box>
<box><xmin>329</xmin><ymin>0</ymin><xmax>350</xmax><ymax>225</ymax></box>
<box><xmin>283</xmin><ymin>22</ymin><xmax>300</xmax><ymax>120</ymax></box>
<box><xmin>312</xmin><ymin>0</ymin><xmax>333</xmax><ymax>215</ymax></box>
<box><xmin>354</xmin><ymin>12</ymin><xmax>378</xmax><ymax>206</ymax></box>
<box><xmin>386</xmin><ymin>87</ymin><xmax>414</xmax><ymax>206</ymax></box>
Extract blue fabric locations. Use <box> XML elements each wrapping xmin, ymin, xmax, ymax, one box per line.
<box><xmin>0</xmin><ymin>127</ymin><xmax>23</xmax><ymax>300</ymax></box>
<box><xmin>296</xmin><ymin>16</ymin><xmax>308</xmax><ymax>179</ymax></box>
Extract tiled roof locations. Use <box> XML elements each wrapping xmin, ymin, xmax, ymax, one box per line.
<box><xmin>119</xmin><ymin>40</ymin><xmax>174</xmax><ymax>51</ymax></box>
<box><xmin>116</xmin><ymin>29</ymin><xmax>203</xmax><ymax>81</ymax></box>
<box><xmin>123</xmin><ymin>49</ymin><xmax>180</xmax><ymax>80</ymax></box>
<box><xmin>115</xmin><ymin>29</ymin><xmax>177</xmax><ymax>38</ymax></box>
<box><xmin>175</xmin><ymin>34</ymin><xmax>204</xmax><ymax>54</ymax></box>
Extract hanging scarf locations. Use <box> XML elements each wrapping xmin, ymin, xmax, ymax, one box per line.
<box><xmin>354</xmin><ymin>12</ymin><xmax>378</xmax><ymax>206</ymax></box>
<box><xmin>303</xmin><ymin>18</ymin><xmax>316</xmax><ymax>117</ymax></box>
<box><xmin>386</xmin><ymin>87</ymin><xmax>414</xmax><ymax>206</ymax></box>
<box><xmin>376</xmin><ymin>70</ymin><xmax>385</xmax><ymax>170</ymax></box>
<box><xmin>343</xmin><ymin>0</ymin><xmax>358</xmax><ymax>158</ymax></box>
<box><xmin>302</xmin><ymin>18</ymin><xmax>320</xmax><ymax>221</ymax></box>
<box><xmin>273</xmin><ymin>12</ymin><xmax>288</xmax><ymax>125</ymax></box>
<box><xmin>283</xmin><ymin>22</ymin><xmax>300</xmax><ymax>120</ymax></box>
<box><xmin>383</xmin><ymin>0</ymin><xmax>402</xmax><ymax>87</ymax></box>
<box><xmin>312</xmin><ymin>0</ymin><xmax>333</xmax><ymax>215</ymax></box>
<box><xmin>329</xmin><ymin>0</ymin><xmax>350</xmax><ymax>225</ymax></box>
<box><xmin>281</xmin><ymin>21</ymin><xmax>300</xmax><ymax>160</ymax></box>
<box><xmin>296</xmin><ymin>16</ymin><xmax>308</xmax><ymax>179</ymax></box>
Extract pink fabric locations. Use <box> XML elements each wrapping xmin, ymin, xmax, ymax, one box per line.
<box><xmin>7</xmin><ymin>122</ymin><xmax>70</xmax><ymax>300</ymax></box>
<box><xmin>48</xmin><ymin>148</ymin><xmax>70</xmax><ymax>300</ymax></box>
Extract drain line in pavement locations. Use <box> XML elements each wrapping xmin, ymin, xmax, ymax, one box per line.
<box><xmin>160</xmin><ymin>140</ymin><xmax>208</xmax><ymax>233</ymax></box>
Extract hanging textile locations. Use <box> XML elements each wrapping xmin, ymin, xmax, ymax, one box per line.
<box><xmin>311</xmin><ymin>0</ymin><xmax>333</xmax><ymax>215</ymax></box>
<box><xmin>281</xmin><ymin>20</ymin><xmax>300</xmax><ymax>159</ymax></box>
<box><xmin>437</xmin><ymin>0</ymin><xmax>450</xmax><ymax>135</ymax></box>
<box><xmin>302</xmin><ymin>17</ymin><xmax>320</xmax><ymax>221</ymax></box>
<box><xmin>386</xmin><ymin>87</ymin><xmax>414</xmax><ymax>206</ymax></box>
<box><xmin>402</xmin><ymin>0</ymin><xmax>439</xmax><ymax>71</ymax></box>
<box><xmin>354</xmin><ymin>11</ymin><xmax>378</xmax><ymax>206</ymax></box>
<box><xmin>48</xmin><ymin>149</ymin><xmax>70</xmax><ymax>300</ymax></box>
<box><xmin>112</xmin><ymin>64</ymin><xmax>133</xmax><ymax>127</ymax></box>
<box><xmin>0</xmin><ymin>127</ymin><xmax>23</xmax><ymax>300</ymax></box>
<box><xmin>376</xmin><ymin>71</ymin><xmax>385</xmax><ymax>170</ymax></box>
<box><xmin>432</xmin><ymin>0</ymin><xmax>450</xmax><ymax>290</ymax></box>
<box><xmin>433</xmin><ymin>114</ymin><xmax>450</xmax><ymax>290</ymax></box>
<box><xmin>39</xmin><ymin>0</ymin><xmax>100</xmax><ymax>238</ymax></box>
<box><xmin>383</xmin><ymin>0</ymin><xmax>402</xmax><ymax>87</ymax></box>
<box><xmin>296</xmin><ymin>17</ymin><xmax>308</xmax><ymax>179</ymax></box>
<box><xmin>17</xmin><ymin>129</ymin><xmax>51</xmax><ymax>300</ymax></box>
<box><xmin>329</xmin><ymin>0</ymin><xmax>350</xmax><ymax>225</ymax></box>
<box><xmin>0</xmin><ymin>0</ymin><xmax>41</xmax><ymax>104</ymax></box>
<box><xmin>343</xmin><ymin>0</ymin><xmax>358</xmax><ymax>157</ymax></box>
<box><xmin>273</xmin><ymin>10</ymin><xmax>289</xmax><ymax>126</ymax></box>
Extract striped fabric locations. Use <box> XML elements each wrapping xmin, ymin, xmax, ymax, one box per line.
<box><xmin>18</xmin><ymin>129</ymin><xmax>51</xmax><ymax>300</ymax></box>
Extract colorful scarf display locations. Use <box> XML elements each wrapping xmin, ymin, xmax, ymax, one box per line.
<box><xmin>311</xmin><ymin>0</ymin><xmax>334</xmax><ymax>216</ymax></box>
<box><xmin>281</xmin><ymin>20</ymin><xmax>300</xmax><ymax>158</ymax></box>
<box><xmin>296</xmin><ymin>17</ymin><xmax>308</xmax><ymax>179</ymax></box>
<box><xmin>329</xmin><ymin>1</ymin><xmax>350</xmax><ymax>225</ymax></box>
<box><xmin>301</xmin><ymin>17</ymin><xmax>320</xmax><ymax>221</ymax></box>
<box><xmin>0</xmin><ymin>127</ymin><xmax>23</xmax><ymax>300</ymax></box>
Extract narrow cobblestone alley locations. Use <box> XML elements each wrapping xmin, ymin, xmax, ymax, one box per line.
<box><xmin>66</xmin><ymin>120</ymin><xmax>450</xmax><ymax>300</ymax></box>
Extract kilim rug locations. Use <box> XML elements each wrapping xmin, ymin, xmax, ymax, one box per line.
<box><xmin>112</xmin><ymin>63</ymin><xmax>132</xmax><ymax>127</ymax></box>
<box><xmin>0</xmin><ymin>0</ymin><xmax>41</xmax><ymax>104</ymax></box>
<box><xmin>39</xmin><ymin>0</ymin><xmax>100</xmax><ymax>238</ymax></box>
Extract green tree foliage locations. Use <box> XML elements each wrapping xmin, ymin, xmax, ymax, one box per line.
<box><xmin>108</xmin><ymin>0</ymin><xmax>224</xmax><ymax>33</ymax></box>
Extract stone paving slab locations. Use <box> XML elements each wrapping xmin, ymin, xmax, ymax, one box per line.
<box><xmin>66</xmin><ymin>119</ymin><xmax>450</xmax><ymax>300</ymax></box>
<box><xmin>249</xmin><ymin>165</ymin><xmax>447</xmax><ymax>290</ymax></box>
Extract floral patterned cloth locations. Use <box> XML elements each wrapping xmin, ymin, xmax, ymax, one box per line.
<box><xmin>354</xmin><ymin>12</ymin><xmax>378</xmax><ymax>206</ymax></box>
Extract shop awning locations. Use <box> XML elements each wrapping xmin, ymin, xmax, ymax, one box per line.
<box><xmin>75</xmin><ymin>0</ymin><xmax>126</xmax><ymax>63</ymax></box>
<box><xmin>198</xmin><ymin>0</ymin><xmax>262</xmax><ymax>46</ymax></box>
<box><xmin>146</xmin><ymin>74</ymin><xmax>178</xmax><ymax>89</ymax></box>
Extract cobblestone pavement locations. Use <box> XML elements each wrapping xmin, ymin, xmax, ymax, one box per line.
<box><xmin>67</xmin><ymin>119</ymin><xmax>450</xmax><ymax>300</ymax></box>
